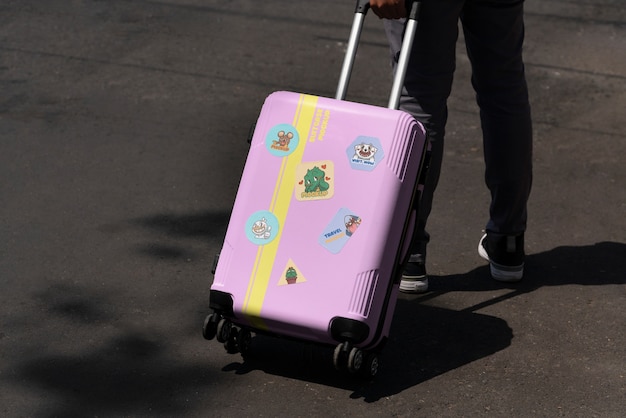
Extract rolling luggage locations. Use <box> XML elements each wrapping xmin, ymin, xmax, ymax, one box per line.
<box><xmin>203</xmin><ymin>0</ymin><xmax>428</xmax><ymax>377</ymax></box>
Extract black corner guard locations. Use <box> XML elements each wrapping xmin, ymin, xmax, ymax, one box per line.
<box><xmin>330</xmin><ymin>317</ymin><xmax>370</xmax><ymax>344</ymax></box>
<box><xmin>209</xmin><ymin>290</ymin><xmax>234</xmax><ymax>317</ymax></box>
<box><xmin>211</xmin><ymin>253</ymin><xmax>220</xmax><ymax>275</ymax></box>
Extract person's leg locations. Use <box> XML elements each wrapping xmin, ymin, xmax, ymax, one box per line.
<box><xmin>383</xmin><ymin>0</ymin><xmax>464</xmax><ymax>292</ymax></box>
<box><xmin>461</xmin><ymin>0</ymin><xmax>533</xmax><ymax>281</ymax></box>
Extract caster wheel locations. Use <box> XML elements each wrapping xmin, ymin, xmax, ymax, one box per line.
<box><xmin>224</xmin><ymin>326</ymin><xmax>239</xmax><ymax>354</ymax></box>
<box><xmin>216</xmin><ymin>318</ymin><xmax>231</xmax><ymax>343</ymax></box>
<box><xmin>347</xmin><ymin>347</ymin><xmax>363</xmax><ymax>373</ymax></box>
<box><xmin>238</xmin><ymin>328</ymin><xmax>252</xmax><ymax>357</ymax></box>
<box><xmin>202</xmin><ymin>313</ymin><xmax>220</xmax><ymax>340</ymax></box>
<box><xmin>333</xmin><ymin>342</ymin><xmax>350</xmax><ymax>371</ymax></box>
<box><xmin>359</xmin><ymin>352</ymin><xmax>379</xmax><ymax>378</ymax></box>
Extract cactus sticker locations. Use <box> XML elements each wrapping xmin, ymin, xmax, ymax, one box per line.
<box><xmin>285</xmin><ymin>267</ymin><xmax>298</xmax><ymax>284</ymax></box>
<box><xmin>245</xmin><ymin>210</ymin><xmax>279</xmax><ymax>245</ymax></box>
<box><xmin>295</xmin><ymin>160</ymin><xmax>334</xmax><ymax>201</ymax></box>
<box><xmin>266</xmin><ymin>123</ymin><xmax>300</xmax><ymax>157</ymax></box>
<box><xmin>278</xmin><ymin>260</ymin><xmax>306</xmax><ymax>286</ymax></box>
<box><xmin>319</xmin><ymin>208</ymin><xmax>362</xmax><ymax>254</ymax></box>
<box><xmin>346</xmin><ymin>136</ymin><xmax>384</xmax><ymax>171</ymax></box>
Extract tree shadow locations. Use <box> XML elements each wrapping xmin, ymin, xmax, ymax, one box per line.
<box><xmin>14</xmin><ymin>331</ymin><xmax>223</xmax><ymax>416</ymax></box>
<box><xmin>125</xmin><ymin>211</ymin><xmax>231</xmax><ymax>261</ymax></box>
<box><xmin>132</xmin><ymin>211</ymin><xmax>231</xmax><ymax>241</ymax></box>
<box><xmin>6</xmin><ymin>283</ymin><xmax>226</xmax><ymax>417</ymax></box>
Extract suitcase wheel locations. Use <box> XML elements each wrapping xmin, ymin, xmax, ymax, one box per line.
<box><xmin>202</xmin><ymin>313</ymin><xmax>220</xmax><ymax>340</ymax></box>
<box><xmin>223</xmin><ymin>326</ymin><xmax>253</xmax><ymax>356</ymax></box>
<box><xmin>214</xmin><ymin>319</ymin><xmax>253</xmax><ymax>356</ymax></box>
<box><xmin>237</xmin><ymin>328</ymin><xmax>252</xmax><ymax>357</ymax></box>
<box><xmin>333</xmin><ymin>342</ymin><xmax>379</xmax><ymax>378</ymax></box>
<box><xmin>333</xmin><ymin>342</ymin><xmax>349</xmax><ymax>371</ymax></box>
<box><xmin>224</xmin><ymin>328</ymin><xmax>239</xmax><ymax>354</ymax></box>
<box><xmin>347</xmin><ymin>347</ymin><xmax>363</xmax><ymax>373</ymax></box>
<box><xmin>334</xmin><ymin>342</ymin><xmax>361</xmax><ymax>372</ymax></box>
<box><xmin>216</xmin><ymin>318</ymin><xmax>232</xmax><ymax>343</ymax></box>
<box><xmin>360</xmin><ymin>352</ymin><xmax>379</xmax><ymax>379</ymax></box>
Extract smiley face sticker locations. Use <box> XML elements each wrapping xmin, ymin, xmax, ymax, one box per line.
<box><xmin>245</xmin><ymin>210</ymin><xmax>279</xmax><ymax>245</ymax></box>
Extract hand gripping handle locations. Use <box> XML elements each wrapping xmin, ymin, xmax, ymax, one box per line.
<box><xmin>335</xmin><ymin>0</ymin><xmax>422</xmax><ymax>110</ymax></box>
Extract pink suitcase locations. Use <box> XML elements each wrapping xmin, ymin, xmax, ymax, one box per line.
<box><xmin>203</xmin><ymin>1</ymin><xmax>427</xmax><ymax>377</ymax></box>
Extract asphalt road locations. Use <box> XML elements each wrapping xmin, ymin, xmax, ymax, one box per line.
<box><xmin>1</xmin><ymin>0</ymin><xmax>625</xmax><ymax>416</ymax></box>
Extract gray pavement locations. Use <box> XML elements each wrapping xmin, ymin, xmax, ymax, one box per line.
<box><xmin>1</xmin><ymin>0</ymin><xmax>625</xmax><ymax>416</ymax></box>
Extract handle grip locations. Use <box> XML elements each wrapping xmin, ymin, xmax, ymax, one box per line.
<box><xmin>355</xmin><ymin>0</ymin><xmax>418</xmax><ymax>16</ymax></box>
<box><xmin>355</xmin><ymin>0</ymin><xmax>370</xmax><ymax>14</ymax></box>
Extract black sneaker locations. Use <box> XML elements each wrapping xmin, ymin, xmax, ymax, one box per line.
<box><xmin>400</xmin><ymin>254</ymin><xmax>429</xmax><ymax>293</ymax></box>
<box><xmin>478</xmin><ymin>233</ymin><xmax>525</xmax><ymax>282</ymax></box>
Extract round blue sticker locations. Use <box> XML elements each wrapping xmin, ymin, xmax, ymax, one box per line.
<box><xmin>266</xmin><ymin>124</ymin><xmax>300</xmax><ymax>157</ymax></box>
<box><xmin>245</xmin><ymin>210</ymin><xmax>280</xmax><ymax>245</ymax></box>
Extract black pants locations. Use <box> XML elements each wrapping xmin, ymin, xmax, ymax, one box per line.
<box><xmin>384</xmin><ymin>0</ymin><xmax>533</xmax><ymax>257</ymax></box>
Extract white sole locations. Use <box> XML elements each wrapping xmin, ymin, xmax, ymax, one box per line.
<box><xmin>399</xmin><ymin>278</ymin><xmax>429</xmax><ymax>293</ymax></box>
<box><xmin>478</xmin><ymin>234</ymin><xmax>524</xmax><ymax>282</ymax></box>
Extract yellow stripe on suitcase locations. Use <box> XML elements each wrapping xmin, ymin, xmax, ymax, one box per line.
<box><xmin>243</xmin><ymin>94</ymin><xmax>319</xmax><ymax>329</ymax></box>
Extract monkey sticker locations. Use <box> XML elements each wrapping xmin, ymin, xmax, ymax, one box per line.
<box><xmin>266</xmin><ymin>123</ymin><xmax>300</xmax><ymax>157</ymax></box>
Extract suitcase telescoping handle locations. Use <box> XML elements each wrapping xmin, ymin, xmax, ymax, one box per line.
<box><xmin>335</xmin><ymin>0</ymin><xmax>421</xmax><ymax>110</ymax></box>
<box><xmin>335</xmin><ymin>0</ymin><xmax>421</xmax><ymax>109</ymax></box>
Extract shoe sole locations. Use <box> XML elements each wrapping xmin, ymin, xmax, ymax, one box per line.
<box><xmin>399</xmin><ymin>278</ymin><xmax>429</xmax><ymax>293</ymax></box>
<box><xmin>478</xmin><ymin>234</ymin><xmax>524</xmax><ymax>282</ymax></box>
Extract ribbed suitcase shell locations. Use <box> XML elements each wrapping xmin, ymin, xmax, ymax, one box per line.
<box><xmin>211</xmin><ymin>91</ymin><xmax>427</xmax><ymax>350</ymax></box>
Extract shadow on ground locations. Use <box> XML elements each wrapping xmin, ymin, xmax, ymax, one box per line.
<box><xmin>219</xmin><ymin>300</ymin><xmax>512</xmax><ymax>402</ymax></box>
<box><xmin>14</xmin><ymin>332</ymin><xmax>219</xmax><ymax>416</ymax></box>
<box><xmin>212</xmin><ymin>241</ymin><xmax>625</xmax><ymax>401</ymax></box>
<box><xmin>7</xmin><ymin>281</ymin><xmax>224</xmax><ymax>416</ymax></box>
<box><xmin>426</xmin><ymin>241</ymin><xmax>626</xmax><ymax>310</ymax></box>
<box><xmin>132</xmin><ymin>211</ymin><xmax>231</xmax><ymax>242</ymax></box>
